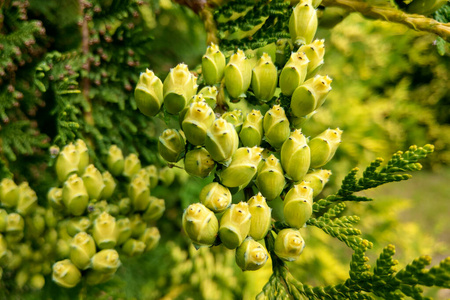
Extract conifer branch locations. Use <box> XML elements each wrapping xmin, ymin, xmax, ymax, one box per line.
<box><xmin>322</xmin><ymin>0</ymin><xmax>450</xmax><ymax>42</ymax></box>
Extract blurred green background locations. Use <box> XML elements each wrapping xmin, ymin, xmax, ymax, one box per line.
<box><xmin>1</xmin><ymin>0</ymin><xmax>449</xmax><ymax>298</ymax></box>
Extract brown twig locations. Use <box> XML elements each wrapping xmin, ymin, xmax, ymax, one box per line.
<box><xmin>322</xmin><ymin>0</ymin><xmax>450</xmax><ymax>42</ymax></box>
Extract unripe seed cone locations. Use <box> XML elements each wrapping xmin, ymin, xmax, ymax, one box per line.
<box><xmin>159</xmin><ymin>166</ymin><xmax>175</xmax><ymax>186</ymax></box>
<box><xmin>70</xmin><ymin>232</ymin><xmax>96</xmax><ymax>270</ymax></box>
<box><xmin>144</xmin><ymin>165</ymin><xmax>159</xmax><ymax>189</ymax></box>
<box><xmin>220</xmin><ymin>147</ymin><xmax>263</xmax><ymax>188</ymax></box>
<box><xmin>263</xmin><ymin>105</ymin><xmax>290</xmax><ymax>149</ymax></box>
<box><xmin>139</xmin><ymin>227</ymin><xmax>160</xmax><ymax>252</ymax></box>
<box><xmin>179</xmin><ymin>94</ymin><xmax>206</xmax><ymax>127</ymax></box>
<box><xmin>122</xmin><ymin>239</ymin><xmax>146</xmax><ymax>257</ymax></box>
<box><xmin>289</xmin><ymin>1</ymin><xmax>318</xmax><ymax>46</ymax></box>
<box><xmin>199</xmin><ymin>182</ymin><xmax>232</xmax><ymax>213</ymax></box>
<box><xmin>251</xmin><ymin>53</ymin><xmax>277</xmax><ymax>101</ymax></box>
<box><xmin>222</xmin><ymin>110</ymin><xmax>244</xmax><ymax>133</ymax></box>
<box><xmin>0</xmin><ymin>178</ymin><xmax>19</xmax><ymax>208</ymax></box>
<box><xmin>128</xmin><ymin>176</ymin><xmax>151</xmax><ymax>211</ymax></box>
<box><xmin>56</xmin><ymin>239</ymin><xmax>70</xmax><ymax>260</ymax></box>
<box><xmin>16</xmin><ymin>269</ymin><xmax>29</xmax><ymax>289</ymax></box>
<box><xmin>48</xmin><ymin>187</ymin><xmax>64</xmax><ymax>211</ymax></box>
<box><xmin>123</xmin><ymin>154</ymin><xmax>141</xmax><ymax>178</ymax></box>
<box><xmin>309</xmin><ymin>128</ymin><xmax>343</xmax><ymax>168</ymax></box>
<box><xmin>224</xmin><ymin>49</ymin><xmax>252</xmax><ymax>98</ymax></box>
<box><xmin>184</xmin><ymin>148</ymin><xmax>215</xmax><ymax>178</ymax></box>
<box><xmin>158</xmin><ymin>129</ymin><xmax>186</xmax><ymax>163</ymax></box>
<box><xmin>182</xmin><ymin>98</ymin><xmax>215</xmax><ymax>145</ymax></box>
<box><xmin>197</xmin><ymin>86</ymin><xmax>218</xmax><ymax>109</ymax></box>
<box><xmin>219</xmin><ymin>202</ymin><xmax>252</xmax><ymax>249</ymax></box>
<box><xmin>0</xmin><ymin>234</ymin><xmax>7</xmax><ymax>261</ymax></box>
<box><xmin>130</xmin><ymin>214</ymin><xmax>147</xmax><ymax>238</ymax></box>
<box><xmin>116</xmin><ymin>218</ymin><xmax>132</xmax><ymax>245</ymax></box>
<box><xmin>27</xmin><ymin>214</ymin><xmax>45</xmax><ymax>237</ymax></box>
<box><xmin>256</xmin><ymin>154</ymin><xmax>285</xmax><ymax>201</ymax></box>
<box><xmin>299</xmin><ymin>39</ymin><xmax>325</xmax><ymax>77</ymax></box>
<box><xmin>240</xmin><ymin>110</ymin><xmax>264</xmax><ymax>147</ymax></box>
<box><xmin>205</xmin><ymin>118</ymin><xmax>239</xmax><ymax>164</ymax></box>
<box><xmin>248</xmin><ymin>193</ymin><xmax>272</xmax><ymax>240</ymax></box>
<box><xmin>100</xmin><ymin>171</ymin><xmax>116</xmax><ymax>199</ymax></box>
<box><xmin>291</xmin><ymin>111</ymin><xmax>316</xmax><ymax>129</ymax></box>
<box><xmin>280</xmin><ymin>52</ymin><xmax>309</xmax><ymax>96</ymax></box>
<box><xmin>52</xmin><ymin>259</ymin><xmax>81</xmax><ymax>288</ymax></box>
<box><xmin>281</xmin><ymin>130</ymin><xmax>311</xmax><ymax>181</ymax></box>
<box><xmin>62</xmin><ymin>174</ymin><xmax>89</xmax><ymax>216</ymax></box>
<box><xmin>29</xmin><ymin>274</ymin><xmax>45</xmax><ymax>290</ymax></box>
<box><xmin>302</xmin><ymin>169</ymin><xmax>332</xmax><ymax>197</ymax></box>
<box><xmin>85</xmin><ymin>269</ymin><xmax>116</xmax><ymax>286</ymax></box>
<box><xmin>291</xmin><ymin>75</ymin><xmax>332</xmax><ymax>118</ymax></box>
<box><xmin>163</xmin><ymin>63</ymin><xmax>198</xmax><ymax>114</ymax></box>
<box><xmin>91</xmin><ymin>249</ymin><xmax>121</xmax><ymax>273</ymax></box>
<box><xmin>119</xmin><ymin>197</ymin><xmax>132</xmax><ymax>215</ymax></box>
<box><xmin>0</xmin><ymin>209</ymin><xmax>7</xmax><ymax>232</ymax></box>
<box><xmin>274</xmin><ymin>228</ymin><xmax>305</xmax><ymax>261</ymax></box>
<box><xmin>134</xmin><ymin>69</ymin><xmax>164</xmax><ymax>117</ymax></box>
<box><xmin>182</xmin><ymin>203</ymin><xmax>219</xmax><ymax>248</ymax></box>
<box><xmin>16</xmin><ymin>182</ymin><xmax>38</xmax><ymax>216</ymax></box>
<box><xmin>106</xmin><ymin>145</ymin><xmax>124</xmax><ymax>176</ymax></box>
<box><xmin>55</xmin><ymin>144</ymin><xmax>80</xmax><ymax>182</ymax></box>
<box><xmin>93</xmin><ymin>212</ymin><xmax>118</xmax><ymax>249</ymax></box>
<box><xmin>82</xmin><ymin>164</ymin><xmax>105</xmax><ymax>200</ymax></box>
<box><xmin>67</xmin><ymin>217</ymin><xmax>91</xmax><ymax>237</ymax></box>
<box><xmin>202</xmin><ymin>43</ymin><xmax>226</xmax><ymax>85</ymax></box>
<box><xmin>236</xmin><ymin>238</ymin><xmax>269</xmax><ymax>271</ymax></box>
<box><xmin>142</xmin><ymin>196</ymin><xmax>165</xmax><ymax>221</ymax></box>
<box><xmin>75</xmin><ymin>139</ymin><xmax>89</xmax><ymax>173</ymax></box>
<box><xmin>133</xmin><ymin>168</ymin><xmax>151</xmax><ymax>187</ymax></box>
<box><xmin>283</xmin><ymin>182</ymin><xmax>313</xmax><ymax>229</ymax></box>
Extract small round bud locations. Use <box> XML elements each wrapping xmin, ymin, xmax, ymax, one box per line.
<box><xmin>163</xmin><ymin>63</ymin><xmax>198</xmax><ymax>114</ymax></box>
<box><xmin>199</xmin><ymin>182</ymin><xmax>232</xmax><ymax>213</ymax></box>
<box><xmin>240</xmin><ymin>110</ymin><xmax>264</xmax><ymax>147</ymax></box>
<box><xmin>100</xmin><ymin>171</ymin><xmax>116</xmax><ymax>199</ymax></box>
<box><xmin>119</xmin><ymin>198</ymin><xmax>132</xmax><ymax>215</ymax></box>
<box><xmin>123</xmin><ymin>153</ymin><xmax>141</xmax><ymax>178</ymax></box>
<box><xmin>182</xmin><ymin>203</ymin><xmax>219</xmax><ymax>248</ymax></box>
<box><xmin>274</xmin><ymin>228</ymin><xmax>305</xmax><ymax>261</ymax></box>
<box><xmin>280</xmin><ymin>52</ymin><xmax>309</xmax><ymax>96</ymax></box>
<box><xmin>255</xmin><ymin>154</ymin><xmax>285</xmax><ymax>201</ymax></box>
<box><xmin>281</xmin><ymin>130</ymin><xmax>311</xmax><ymax>181</ymax></box>
<box><xmin>248</xmin><ymin>193</ymin><xmax>272</xmax><ymax>240</ymax></box>
<box><xmin>122</xmin><ymin>239</ymin><xmax>146</xmax><ymax>257</ymax></box>
<box><xmin>220</xmin><ymin>147</ymin><xmax>263</xmax><ymax>188</ymax></box>
<box><xmin>128</xmin><ymin>176</ymin><xmax>151</xmax><ymax>211</ymax></box>
<box><xmin>135</xmin><ymin>69</ymin><xmax>164</xmax><ymax>117</ymax></box>
<box><xmin>62</xmin><ymin>174</ymin><xmax>89</xmax><ymax>216</ymax></box>
<box><xmin>52</xmin><ymin>259</ymin><xmax>81</xmax><ymax>288</ymax></box>
<box><xmin>182</xmin><ymin>98</ymin><xmax>215</xmax><ymax>146</ymax></box>
<box><xmin>55</xmin><ymin>144</ymin><xmax>80</xmax><ymax>182</ymax></box>
<box><xmin>159</xmin><ymin>166</ymin><xmax>175</xmax><ymax>186</ymax></box>
<box><xmin>283</xmin><ymin>182</ymin><xmax>313</xmax><ymax>229</ymax></box>
<box><xmin>6</xmin><ymin>213</ymin><xmax>24</xmax><ymax>233</ymax></box>
<box><xmin>263</xmin><ymin>105</ymin><xmax>290</xmax><ymax>149</ymax></box>
<box><xmin>236</xmin><ymin>238</ymin><xmax>269</xmax><ymax>271</ymax></box>
<box><xmin>202</xmin><ymin>43</ymin><xmax>226</xmax><ymax>85</ymax></box>
<box><xmin>116</xmin><ymin>218</ymin><xmax>132</xmax><ymax>245</ymax></box>
<box><xmin>106</xmin><ymin>145</ymin><xmax>124</xmax><ymax>176</ymax></box>
<box><xmin>219</xmin><ymin>202</ymin><xmax>252</xmax><ymax>249</ymax></box>
<box><xmin>144</xmin><ymin>165</ymin><xmax>159</xmax><ymax>189</ymax></box>
<box><xmin>142</xmin><ymin>196</ymin><xmax>165</xmax><ymax>221</ymax></box>
<box><xmin>205</xmin><ymin>118</ymin><xmax>239</xmax><ymax>164</ymax></box>
<box><xmin>91</xmin><ymin>249</ymin><xmax>121</xmax><ymax>273</ymax></box>
<box><xmin>139</xmin><ymin>227</ymin><xmax>160</xmax><ymax>252</ymax></box>
<box><xmin>0</xmin><ymin>209</ymin><xmax>7</xmax><ymax>232</ymax></box>
<box><xmin>309</xmin><ymin>128</ymin><xmax>342</xmax><ymax>168</ymax></box>
<box><xmin>82</xmin><ymin>164</ymin><xmax>105</xmax><ymax>200</ymax></box>
<box><xmin>158</xmin><ymin>129</ymin><xmax>186</xmax><ymax>163</ymax></box>
<box><xmin>93</xmin><ymin>212</ymin><xmax>118</xmax><ymax>249</ymax></box>
<box><xmin>251</xmin><ymin>53</ymin><xmax>277</xmax><ymax>101</ymax></box>
<box><xmin>16</xmin><ymin>182</ymin><xmax>38</xmax><ymax>216</ymax></box>
<box><xmin>224</xmin><ymin>50</ymin><xmax>252</xmax><ymax>98</ymax></box>
<box><xmin>184</xmin><ymin>148</ymin><xmax>215</xmax><ymax>178</ymax></box>
<box><xmin>70</xmin><ymin>232</ymin><xmax>96</xmax><ymax>270</ymax></box>
<box><xmin>67</xmin><ymin>217</ymin><xmax>91</xmax><ymax>237</ymax></box>
<box><xmin>29</xmin><ymin>274</ymin><xmax>45</xmax><ymax>290</ymax></box>
<box><xmin>130</xmin><ymin>214</ymin><xmax>146</xmax><ymax>238</ymax></box>
<box><xmin>289</xmin><ymin>1</ymin><xmax>318</xmax><ymax>46</ymax></box>
<box><xmin>0</xmin><ymin>178</ymin><xmax>19</xmax><ymax>208</ymax></box>
<box><xmin>47</xmin><ymin>187</ymin><xmax>64</xmax><ymax>211</ymax></box>
<box><xmin>302</xmin><ymin>169</ymin><xmax>332</xmax><ymax>197</ymax></box>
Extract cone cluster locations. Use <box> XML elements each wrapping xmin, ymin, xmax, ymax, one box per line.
<box><xmin>134</xmin><ymin>0</ymin><xmax>341</xmax><ymax>270</ymax></box>
<box><xmin>0</xmin><ymin>141</ymin><xmax>169</xmax><ymax>289</ymax></box>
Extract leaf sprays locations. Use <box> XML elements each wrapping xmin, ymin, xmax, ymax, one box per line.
<box><xmin>224</xmin><ymin>50</ymin><xmax>252</xmax><ymax>99</ymax></box>
<box><xmin>163</xmin><ymin>63</ymin><xmax>198</xmax><ymax>114</ymax></box>
<box><xmin>202</xmin><ymin>43</ymin><xmax>226</xmax><ymax>85</ymax></box>
<box><xmin>134</xmin><ymin>69</ymin><xmax>164</xmax><ymax>117</ymax></box>
<box><xmin>289</xmin><ymin>0</ymin><xmax>318</xmax><ymax>46</ymax></box>
<box><xmin>251</xmin><ymin>53</ymin><xmax>277</xmax><ymax>102</ymax></box>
